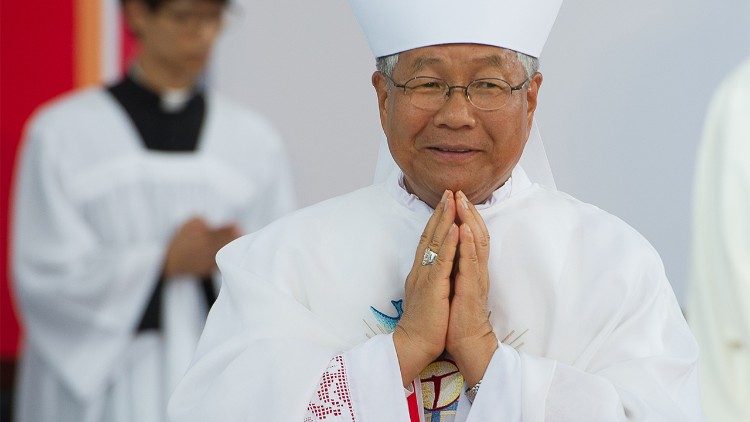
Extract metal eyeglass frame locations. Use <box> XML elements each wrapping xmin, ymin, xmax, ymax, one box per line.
<box><xmin>381</xmin><ymin>72</ymin><xmax>530</xmax><ymax>111</ymax></box>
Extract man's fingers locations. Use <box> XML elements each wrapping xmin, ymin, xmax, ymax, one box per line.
<box><xmin>417</xmin><ymin>191</ymin><xmax>447</xmax><ymax>246</ymax></box>
<box><xmin>185</xmin><ymin>216</ymin><xmax>208</xmax><ymax>230</ymax></box>
<box><xmin>206</xmin><ymin>225</ymin><xmax>242</xmax><ymax>253</ymax></box>
<box><xmin>414</xmin><ymin>190</ymin><xmax>451</xmax><ymax>264</ymax></box>
<box><xmin>468</xmin><ymin>197</ymin><xmax>490</xmax><ymax>252</ymax></box>
<box><xmin>458</xmin><ymin>223</ymin><xmax>480</xmax><ymax>280</ymax></box>
<box><xmin>456</xmin><ymin>191</ymin><xmax>490</xmax><ymax>262</ymax></box>
<box><xmin>431</xmin><ymin>223</ymin><xmax>459</xmax><ymax>280</ymax></box>
<box><xmin>428</xmin><ymin>191</ymin><xmax>456</xmax><ymax>253</ymax></box>
<box><xmin>215</xmin><ymin>224</ymin><xmax>242</xmax><ymax>240</ymax></box>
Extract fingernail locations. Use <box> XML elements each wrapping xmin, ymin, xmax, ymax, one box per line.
<box><xmin>459</xmin><ymin>192</ymin><xmax>469</xmax><ymax>210</ymax></box>
<box><xmin>441</xmin><ymin>190</ymin><xmax>449</xmax><ymax>203</ymax></box>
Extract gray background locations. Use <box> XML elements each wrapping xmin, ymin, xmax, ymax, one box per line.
<box><xmin>212</xmin><ymin>0</ymin><xmax>750</xmax><ymax>304</ymax></box>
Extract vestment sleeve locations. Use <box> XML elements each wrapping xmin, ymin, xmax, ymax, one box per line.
<box><xmin>465</xmin><ymin>257</ymin><xmax>703</xmax><ymax>421</ymax></box>
<box><xmin>168</xmin><ymin>238</ymin><xmax>413</xmax><ymax>421</ymax></box>
<box><xmin>304</xmin><ymin>334</ymin><xmax>411</xmax><ymax>421</ymax></box>
<box><xmin>11</xmin><ymin>119</ymin><xmax>165</xmax><ymax>400</ymax></box>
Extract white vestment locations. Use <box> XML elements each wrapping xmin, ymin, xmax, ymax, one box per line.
<box><xmin>169</xmin><ymin>166</ymin><xmax>702</xmax><ymax>421</ymax></box>
<box><xmin>12</xmin><ymin>87</ymin><xmax>295</xmax><ymax>422</ymax></box>
<box><xmin>689</xmin><ymin>58</ymin><xmax>750</xmax><ymax>422</ymax></box>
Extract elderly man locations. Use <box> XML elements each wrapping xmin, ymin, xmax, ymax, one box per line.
<box><xmin>12</xmin><ymin>0</ymin><xmax>294</xmax><ymax>421</ymax></box>
<box><xmin>169</xmin><ymin>0</ymin><xmax>702</xmax><ymax>420</ymax></box>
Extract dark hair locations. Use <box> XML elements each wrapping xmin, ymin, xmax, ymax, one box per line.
<box><xmin>120</xmin><ymin>0</ymin><xmax>229</xmax><ymax>11</ymax></box>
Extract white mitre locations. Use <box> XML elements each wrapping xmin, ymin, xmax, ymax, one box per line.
<box><xmin>351</xmin><ymin>0</ymin><xmax>563</xmax><ymax>189</ymax></box>
<box><xmin>350</xmin><ymin>0</ymin><xmax>562</xmax><ymax>58</ymax></box>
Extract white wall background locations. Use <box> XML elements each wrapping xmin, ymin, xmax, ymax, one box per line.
<box><xmin>213</xmin><ymin>0</ymin><xmax>750</xmax><ymax>303</ymax></box>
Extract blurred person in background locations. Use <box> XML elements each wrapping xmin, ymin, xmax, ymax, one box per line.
<box><xmin>689</xmin><ymin>58</ymin><xmax>750</xmax><ymax>422</ymax></box>
<box><xmin>11</xmin><ymin>0</ymin><xmax>295</xmax><ymax>421</ymax></box>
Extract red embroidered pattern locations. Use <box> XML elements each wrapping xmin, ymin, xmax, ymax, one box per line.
<box><xmin>304</xmin><ymin>355</ymin><xmax>356</xmax><ymax>421</ymax></box>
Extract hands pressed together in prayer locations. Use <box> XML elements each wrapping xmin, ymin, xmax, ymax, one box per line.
<box><xmin>394</xmin><ymin>190</ymin><xmax>497</xmax><ymax>388</ymax></box>
<box><xmin>163</xmin><ymin>217</ymin><xmax>242</xmax><ymax>278</ymax></box>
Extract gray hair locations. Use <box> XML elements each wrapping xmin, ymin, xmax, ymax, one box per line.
<box><xmin>376</xmin><ymin>50</ymin><xmax>539</xmax><ymax>79</ymax></box>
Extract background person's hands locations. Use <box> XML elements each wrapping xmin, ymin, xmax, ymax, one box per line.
<box><xmin>163</xmin><ymin>217</ymin><xmax>242</xmax><ymax>278</ymax></box>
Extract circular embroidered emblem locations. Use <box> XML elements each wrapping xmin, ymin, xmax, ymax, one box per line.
<box><xmin>420</xmin><ymin>358</ymin><xmax>464</xmax><ymax>411</ymax></box>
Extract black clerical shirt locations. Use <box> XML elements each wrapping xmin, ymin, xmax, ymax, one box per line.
<box><xmin>107</xmin><ymin>75</ymin><xmax>217</xmax><ymax>333</ymax></box>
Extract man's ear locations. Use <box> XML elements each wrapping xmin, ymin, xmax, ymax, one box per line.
<box><xmin>122</xmin><ymin>0</ymin><xmax>150</xmax><ymax>38</ymax></box>
<box><xmin>372</xmin><ymin>71</ymin><xmax>390</xmax><ymax>131</ymax></box>
<box><xmin>526</xmin><ymin>72</ymin><xmax>543</xmax><ymax>128</ymax></box>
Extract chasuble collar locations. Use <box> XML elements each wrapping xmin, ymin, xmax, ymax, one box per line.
<box><xmin>384</xmin><ymin>165</ymin><xmax>533</xmax><ymax>217</ymax></box>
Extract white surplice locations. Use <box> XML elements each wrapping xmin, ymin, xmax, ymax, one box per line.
<box><xmin>169</xmin><ymin>165</ymin><xmax>702</xmax><ymax>421</ymax></box>
<box><xmin>689</xmin><ymin>58</ymin><xmax>750</xmax><ymax>422</ymax></box>
<box><xmin>12</xmin><ymin>87</ymin><xmax>295</xmax><ymax>422</ymax></box>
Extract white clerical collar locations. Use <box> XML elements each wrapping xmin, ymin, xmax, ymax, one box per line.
<box><xmin>129</xmin><ymin>64</ymin><xmax>200</xmax><ymax>112</ymax></box>
<box><xmin>161</xmin><ymin>89</ymin><xmax>192</xmax><ymax>112</ymax></box>
<box><xmin>386</xmin><ymin>165</ymin><xmax>531</xmax><ymax>215</ymax></box>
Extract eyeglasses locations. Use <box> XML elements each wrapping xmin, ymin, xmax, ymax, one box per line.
<box><xmin>382</xmin><ymin>73</ymin><xmax>529</xmax><ymax>111</ymax></box>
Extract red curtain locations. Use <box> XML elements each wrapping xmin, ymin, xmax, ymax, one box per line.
<box><xmin>1</xmin><ymin>1</ymin><xmax>76</xmax><ymax>357</ymax></box>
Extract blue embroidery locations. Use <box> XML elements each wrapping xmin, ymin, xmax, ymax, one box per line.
<box><xmin>369</xmin><ymin>299</ymin><xmax>403</xmax><ymax>332</ymax></box>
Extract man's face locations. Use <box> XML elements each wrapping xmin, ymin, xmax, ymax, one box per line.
<box><xmin>126</xmin><ymin>0</ymin><xmax>225</xmax><ymax>77</ymax></box>
<box><xmin>373</xmin><ymin>44</ymin><xmax>543</xmax><ymax>208</ymax></box>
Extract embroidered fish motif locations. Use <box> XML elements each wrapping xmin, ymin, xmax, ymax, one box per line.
<box><xmin>369</xmin><ymin>299</ymin><xmax>404</xmax><ymax>332</ymax></box>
